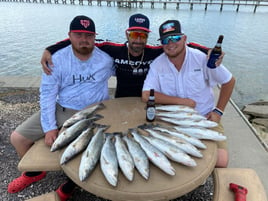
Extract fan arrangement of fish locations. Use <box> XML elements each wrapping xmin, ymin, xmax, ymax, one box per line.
<box><xmin>51</xmin><ymin>103</ymin><xmax>226</xmax><ymax>187</ymax></box>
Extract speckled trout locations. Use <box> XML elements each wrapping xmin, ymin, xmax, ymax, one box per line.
<box><xmin>151</xmin><ymin>125</ymin><xmax>207</xmax><ymax>149</ymax></box>
<box><xmin>62</xmin><ymin>103</ymin><xmax>105</xmax><ymax>128</ymax></box>
<box><xmin>79</xmin><ymin>124</ymin><xmax>109</xmax><ymax>182</ymax></box>
<box><xmin>123</xmin><ymin>135</ymin><xmax>150</xmax><ymax>180</ymax></box>
<box><xmin>156</xmin><ymin>111</ymin><xmax>206</xmax><ymax>121</ymax></box>
<box><xmin>100</xmin><ymin>134</ymin><xmax>119</xmax><ymax>187</ymax></box>
<box><xmin>159</xmin><ymin>117</ymin><xmax>218</xmax><ymax>128</ymax></box>
<box><xmin>138</xmin><ymin>126</ymin><xmax>203</xmax><ymax>158</ymax></box>
<box><xmin>51</xmin><ymin>119</ymin><xmax>93</xmax><ymax>152</ymax></box>
<box><xmin>143</xmin><ymin>135</ymin><xmax>197</xmax><ymax>167</ymax></box>
<box><xmin>129</xmin><ymin>128</ymin><xmax>175</xmax><ymax>176</ymax></box>
<box><xmin>114</xmin><ymin>133</ymin><xmax>135</xmax><ymax>181</ymax></box>
<box><xmin>60</xmin><ymin>126</ymin><xmax>95</xmax><ymax>165</ymax></box>
<box><xmin>174</xmin><ymin>127</ymin><xmax>227</xmax><ymax>141</ymax></box>
<box><xmin>155</xmin><ymin>105</ymin><xmax>197</xmax><ymax>113</ymax></box>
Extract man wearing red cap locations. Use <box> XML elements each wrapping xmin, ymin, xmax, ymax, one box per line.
<box><xmin>7</xmin><ymin>15</ymin><xmax>113</xmax><ymax>201</ymax></box>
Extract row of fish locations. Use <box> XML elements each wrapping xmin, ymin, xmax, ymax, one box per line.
<box><xmin>50</xmin><ymin>103</ymin><xmax>227</xmax><ymax>186</ymax></box>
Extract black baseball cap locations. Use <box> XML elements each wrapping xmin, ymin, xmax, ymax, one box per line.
<box><xmin>69</xmin><ymin>15</ymin><xmax>96</xmax><ymax>34</ymax></box>
<box><xmin>158</xmin><ymin>20</ymin><xmax>183</xmax><ymax>40</ymax></box>
<box><xmin>127</xmin><ymin>13</ymin><xmax>151</xmax><ymax>32</ymax></box>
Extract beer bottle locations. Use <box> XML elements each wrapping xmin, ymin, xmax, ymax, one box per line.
<box><xmin>146</xmin><ymin>89</ymin><xmax>156</xmax><ymax>122</ymax></box>
<box><xmin>207</xmin><ymin>35</ymin><xmax>224</xmax><ymax>69</ymax></box>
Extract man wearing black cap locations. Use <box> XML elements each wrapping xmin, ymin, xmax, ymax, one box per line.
<box><xmin>142</xmin><ymin>20</ymin><xmax>235</xmax><ymax>168</ymax></box>
<box><xmin>41</xmin><ymin>13</ymin><xmax>216</xmax><ymax>98</ymax></box>
<box><xmin>7</xmin><ymin>15</ymin><xmax>113</xmax><ymax>200</ymax></box>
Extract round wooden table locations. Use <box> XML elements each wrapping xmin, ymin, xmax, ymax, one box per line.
<box><xmin>61</xmin><ymin>97</ymin><xmax>217</xmax><ymax>201</ymax></box>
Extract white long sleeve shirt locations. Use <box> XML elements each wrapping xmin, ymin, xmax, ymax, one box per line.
<box><xmin>40</xmin><ymin>45</ymin><xmax>114</xmax><ymax>133</ymax></box>
<box><xmin>142</xmin><ymin>46</ymin><xmax>232</xmax><ymax>116</ymax></box>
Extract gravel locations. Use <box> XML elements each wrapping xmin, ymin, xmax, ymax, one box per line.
<box><xmin>0</xmin><ymin>88</ymin><xmax>214</xmax><ymax>201</ymax></box>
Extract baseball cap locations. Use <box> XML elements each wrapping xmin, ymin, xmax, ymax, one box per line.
<box><xmin>127</xmin><ymin>13</ymin><xmax>151</xmax><ymax>32</ymax></box>
<box><xmin>158</xmin><ymin>20</ymin><xmax>183</xmax><ymax>40</ymax></box>
<box><xmin>69</xmin><ymin>15</ymin><xmax>96</xmax><ymax>34</ymax></box>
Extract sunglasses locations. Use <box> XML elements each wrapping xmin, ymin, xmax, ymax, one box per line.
<box><xmin>161</xmin><ymin>35</ymin><xmax>183</xmax><ymax>45</ymax></box>
<box><xmin>128</xmin><ymin>31</ymin><xmax>148</xmax><ymax>40</ymax></box>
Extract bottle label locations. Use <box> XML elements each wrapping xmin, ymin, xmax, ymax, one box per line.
<box><xmin>146</xmin><ymin>107</ymin><xmax>156</xmax><ymax>121</ymax></box>
<box><xmin>207</xmin><ymin>53</ymin><xmax>221</xmax><ymax>69</ymax></box>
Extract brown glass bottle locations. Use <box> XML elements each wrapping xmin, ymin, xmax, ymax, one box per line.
<box><xmin>207</xmin><ymin>35</ymin><xmax>224</xmax><ymax>69</ymax></box>
<box><xmin>146</xmin><ymin>89</ymin><xmax>156</xmax><ymax>122</ymax></box>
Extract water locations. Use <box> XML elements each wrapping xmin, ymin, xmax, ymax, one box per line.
<box><xmin>0</xmin><ymin>2</ymin><xmax>268</xmax><ymax>108</ymax></box>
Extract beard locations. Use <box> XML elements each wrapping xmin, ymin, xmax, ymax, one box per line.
<box><xmin>128</xmin><ymin>42</ymin><xmax>146</xmax><ymax>54</ymax></box>
<box><xmin>73</xmin><ymin>44</ymin><xmax>93</xmax><ymax>55</ymax></box>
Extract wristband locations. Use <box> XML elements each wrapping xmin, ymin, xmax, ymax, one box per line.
<box><xmin>212</xmin><ymin>108</ymin><xmax>223</xmax><ymax>116</ymax></box>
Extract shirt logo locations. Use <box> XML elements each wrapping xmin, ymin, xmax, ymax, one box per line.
<box><xmin>73</xmin><ymin>74</ymin><xmax>95</xmax><ymax>84</ymax></box>
<box><xmin>80</xmin><ymin>20</ymin><xmax>90</xmax><ymax>28</ymax></box>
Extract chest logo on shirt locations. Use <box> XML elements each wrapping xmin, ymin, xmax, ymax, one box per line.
<box><xmin>73</xmin><ymin>74</ymin><xmax>95</xmax><ymax>84</ymax></box>
<box><xmin>194</xmin><ymin>68</ymin><xmax>201</xmax><ymax>72</ymax></box>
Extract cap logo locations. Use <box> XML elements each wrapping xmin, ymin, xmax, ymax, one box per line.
<box><xmin>80</xmin><ymin>20</ymin><xmax>90</xmax><ymax>28</ymax></box>
<box><xmin>162</xmin><ymin>22</ymin><xmax>176</xmax><ymax>33</ymax></box>
<box><xmin>135</xmin><ymin>17</ymin><xmax>145</xmax><ymax>24</ymax></box>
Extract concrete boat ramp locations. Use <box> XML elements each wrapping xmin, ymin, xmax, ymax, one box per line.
<box><xmin>1</xmin><ymin>76</ymin><xmax>267</xmax><ymax>197</ymax></box>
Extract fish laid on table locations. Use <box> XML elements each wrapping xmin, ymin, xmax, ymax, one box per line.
<box><xmin>155</xmin><ymin>105</ymin><xmax>197</xmax><ymax>113</ymax></box>
<box><xmin>143</xmin><ymin>135</ymin><xmax>197</xmax><ymax>167</ymax></box>
<box><xmin>174</xmin><ymin>127</ymin><xmax>227</xmax><ymax>141</ymax></box>
<box><xmin>114</xmin><ymin>133</ymin><xmax>135</xmax><ymax>181</ymax></box>
<box><xmin>159</xmin><ymin>117</ymin><xmax>218</xmax><ymax>128</ymax></box>
<box><xmin>51</xmin><ymin>119</ymin><xmax>93</xmax><ymax>152</ymax></box>
<box><xmin>122</xmin><ymin>135</ymin><xmax>149</xmax><ymax>180</ymax></box>
<box><xmin>151</xmin><ymin>125</ymin><xmax>207</xmax><ymax>149</ymax></box>
<box><xmin>62</xmin><ymin>103</ymin><xmax>105</xmax><ymax>128</ymax></box>
<box><xmin>100</xmin><ymin>134</ymin><xmax>119</xmax><ymax>187</ymax></box>
<box><xmin>79</xmin><ymin>124</ymin><xmax>109</xmax><ymax>182</ymax></box>
<box><xmin>156</xmin><ymin>111</ymin><xmax>206</xmax><ymax>121</ymax></box>
<box><xmin>138</xmin><ymin>125</ymin><xmax>203</xmax><ymax>158</ymax></box>
<box><xmin>60</xmin><ymin>126</ymin><xmax>95</xmax><ymax>165</ymax></box>
<box><xmin>129</xmin><ymin>128</ymin><xmax>175</xmax><ymax>176</ymax></box>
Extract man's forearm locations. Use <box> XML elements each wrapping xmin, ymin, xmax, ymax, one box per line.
<box><xmin>216</xmin><ymin>76</ymin><xmax>236</xmax><ymax>112</ymax></box>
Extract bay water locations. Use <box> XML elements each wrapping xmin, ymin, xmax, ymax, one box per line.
<box><xmin>0</xmin><ymin>2</ymin><xmax>268</xmax><ymax>108</ymax></box>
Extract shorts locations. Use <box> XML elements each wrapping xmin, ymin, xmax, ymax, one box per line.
<box><xmin>211</xmin><ymin>123</ymin><xmax>227</xmax><ymax>150</ymax></box>
<box><xmin>15</xmin><ymin>104</ymin><xmax>78</xmax><ymax>142</ymax></box>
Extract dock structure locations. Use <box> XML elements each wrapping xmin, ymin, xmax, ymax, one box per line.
<box><xmin>1</xmin><ymin>0</ymin><xmax>268</xmax><ymax>12</ymax></box>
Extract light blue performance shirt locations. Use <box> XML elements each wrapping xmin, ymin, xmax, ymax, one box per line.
<box><xmin>40</xmin><ymin>45</ymin><xmax>114</xmax><ymax>133</ymax></box>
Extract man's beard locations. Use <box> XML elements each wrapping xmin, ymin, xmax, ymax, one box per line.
<box><xmin>74</xmin><ymin>46</ymin><xmax>93</xmax><ymax>55</ymax></box>
<box><xmin>129</xmin><ymin>42</ymin><xmax>145</xmax><ymax>54</ymax></box>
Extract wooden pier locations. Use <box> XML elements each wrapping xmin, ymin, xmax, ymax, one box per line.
<box><xmin>1</xmin><ymin>0</ymin><xmax>268</xmax><ymax>12</ymax></box>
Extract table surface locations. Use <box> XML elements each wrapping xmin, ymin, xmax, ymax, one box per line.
<box><xmin>60</xmin><ymin>97</ymin><xmax>218</xmax><ymax>201</ymax></box>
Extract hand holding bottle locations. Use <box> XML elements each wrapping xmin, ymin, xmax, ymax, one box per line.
<box><xmin>207</xmin><ymin>35</ymin><xmax>224</xmax><ymax>69</ymax></box>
